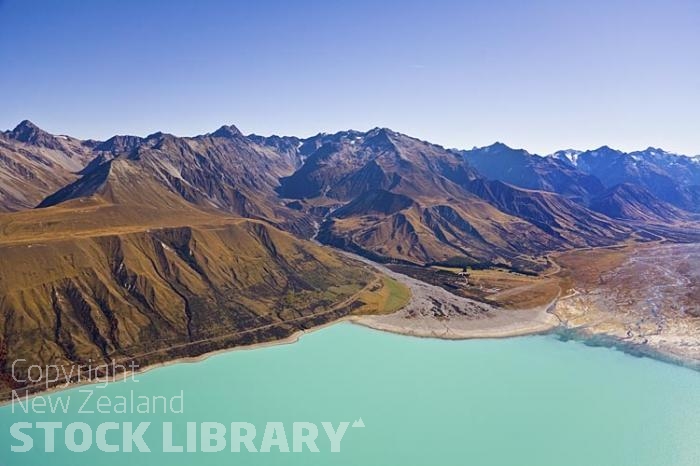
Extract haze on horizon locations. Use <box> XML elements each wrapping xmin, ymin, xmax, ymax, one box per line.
<box><xmin>1</xmin><ymin>0</ymin><xmax>699</xmax><ymax>156</ymax></box>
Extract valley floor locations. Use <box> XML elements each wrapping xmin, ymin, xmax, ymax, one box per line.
<box><xmin>553</xmin><ymin>242</ymin><xmax>700</xmax><ymax>369</ymax></box>
<box><xmin>345</xmin><ymin>242</ymin><xmax>700</xmax><ymax>369</ymax></box>
<box><xmin>338</xmin><ymin>250</ymin><xmax>562</xmax><ymax>339</ymax></box>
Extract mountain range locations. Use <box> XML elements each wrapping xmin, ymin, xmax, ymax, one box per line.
<box><xmin>3</xmin><ymin>121</ymin><xmax>699</xmax><ymax>260</ymax></box>
<box><xmin>1</xmin><ymin>120</ymin><xmax>699</xmax><ymax>395</ymax></box>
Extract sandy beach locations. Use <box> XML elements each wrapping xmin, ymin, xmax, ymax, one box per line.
<box><xmin>349</xmin><ymin>304</ymin><xmax>560</xmax><ymax>340</ymax></box>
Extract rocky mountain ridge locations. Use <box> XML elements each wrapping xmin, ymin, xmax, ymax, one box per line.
<box><xmin>2</xmin><ymin>120</ymin><xmax>699</xmax><ymax>269</ymax></box>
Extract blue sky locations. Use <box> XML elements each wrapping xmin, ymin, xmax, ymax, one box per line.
<box><xmin>1</xmin><ymin>0</ymin><xmax>699</xmax><ymax>155</ymax></box>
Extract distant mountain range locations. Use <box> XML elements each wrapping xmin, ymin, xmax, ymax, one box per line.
<box><xmin>461</xmin><ymin>143</ymin><xmax>700</xmax><ymax>213</ymax></box>
<box><xmin>2</xmin><ymin>120</ymin><xmax>699</xmax><ymax>270</ymax></box>
<box><xmin>550</xmin><ymin>146</ymin><xmax>700</xmax><ymax>211</ymax></box>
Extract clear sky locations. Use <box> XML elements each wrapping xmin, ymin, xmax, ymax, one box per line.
<box><xmin>1</xmin><ymin>0</ymin><xmax>699</xmax><ymax>155</ymax></box>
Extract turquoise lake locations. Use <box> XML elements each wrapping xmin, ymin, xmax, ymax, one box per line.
<box><xmin>1</xmin><ymin>323</ymin><xmax>699</xmax><ymax>465</ymax></box>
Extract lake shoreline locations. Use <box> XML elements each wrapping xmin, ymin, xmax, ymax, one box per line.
<box><xmin>552</xmin><ymin>326</ymin><xmax>700</xmax><ymax>372</ymax></box>
<box><xmin>350</xmin><ymin>304</ymin><xmax>700</xmax><ymax>372</ymax></box>
<box><xmin>3</xmin><ymin>319</ymin><xmax>699</xmax><ymax>466</ymax></box>
<box><xmin>0</xmin><ymin>316</ymin><xmax>354</xmax><ymax>408</ymax></box>
<box><xmin>347</xmin><ymin>303</ymin><xmax>560</xmax><ymax>340</ymax></box>
<box><xmin>343</xmin><ymin>244</ymin><xmax>700</xmax><ymax>372</ymax></box>
<box><xmin>3</xmin><ymin>302</ymin><xmax>697</xmax><ymax>408</ymax></box>
<box><xmin>4</xmin><ymin>243</ymin><xmax>698</xmax><ymax>407</ymax></box>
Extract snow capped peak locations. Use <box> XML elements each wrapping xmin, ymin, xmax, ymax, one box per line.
<box><xmin>644</xmin><ymin>146</ymin><xmax>665</xmax><ymax>156</ymax></box>
<box><xmin>549</xmin><ymin>149</ymin><xmax>582</xmax><ymax>166</ymax></box>
<box><xmin>630</xmin><ymin>147</ymin><xmax>691</xmax><ymax>161</ymax></box>
<box><xmin>639</xmin><ymin>147</ymin><xmax>674</xmax><ymax>158</ymax></box>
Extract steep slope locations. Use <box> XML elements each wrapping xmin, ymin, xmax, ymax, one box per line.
<box><xmin>280</xmin><ymin>129</ymin><xmax>635</xmax><ymax>269</ymax></box>
<box><xmin>318</xmin><ymin>201</ymin><xmax>558</xmax><ymax>270</ymax></box>
<box><xmin>0</xmin><ymin>121</ymin><xmax>95</xmax><ymax>211</ymax></box>
<box><xmin>279</xmin><ymin>128</ymin><xmax>478</xmax><ymax>202</ymax></box>
<box><xmin>463</xmin><ymin>179</ymin><xmax>632</xmax><ymax>246</ymax></box>
<box><xmin>332</xmin><ymin>189</ymin><xmax>416</xmax><ymax>217</ymax></box>
<box><xmin>629</xmin><ymin>147</ymin><xmax>700</xmax><ymax>186</ymax></box>
<box><xmin>459</xmin><ymin>143</ymin><xmax>604</xmax><ymax>201</ymax></box>
<box><xmin>246</xmin><ymin>133</ymin><xmax>305</xmax><ymax>169</ymax></box>
<box><xmin>589</xmin><ymin>183</ymin><xmax>689</xmax><ymax>222</ymax></box>
<box><xmin>38</xmin><ymin>126</ymin><xmax>312</xmax><ymax>235</ymax></box>
<box><xmin>556</xmin><ymin>146</ymin><xmax>700</xmax><ymax>211</ymax></box>
<box><xmin>0</xmin><ymin>193</ymin><xmax>402</xmax><ymax>398</ymax></box>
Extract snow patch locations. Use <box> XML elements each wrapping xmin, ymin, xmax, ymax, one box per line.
<box><xmin>551</xmin><ymin>149</ymin><xmax>581</xmax><ymax>165</ymax></box>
